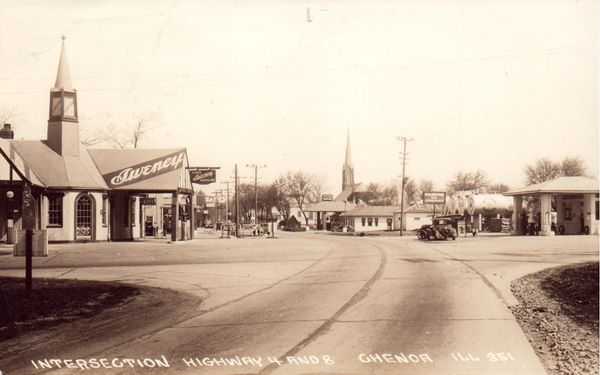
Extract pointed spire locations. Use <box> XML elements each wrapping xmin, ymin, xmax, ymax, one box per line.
<box><xmin>53</xmin><ymin>35</ymin><xmax>74</xmax><ymax>92</ymax></box>
<box><xmin>344</xmin><ymin>127</ymin><xmax>353</xmax><ymax>167</ymax></box>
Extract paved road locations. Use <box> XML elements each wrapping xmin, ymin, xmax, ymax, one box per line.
<box><xmin>0</xmin><ymin>232</ymin><xmax>597</xmax><ymax>374</ymax></box>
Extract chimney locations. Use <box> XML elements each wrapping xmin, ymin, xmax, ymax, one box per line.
<box><xmin>0</xmin><ymin>123</ymin><xmax>14</xmax><ymax>139</ymax></box>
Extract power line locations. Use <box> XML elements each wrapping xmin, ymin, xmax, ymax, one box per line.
<box><xmin>0</xmin><ymin>45</ymin><xmax>594</xmax><ymax>96</ymax></box>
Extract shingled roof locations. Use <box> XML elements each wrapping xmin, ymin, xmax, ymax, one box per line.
<box><xmin>1</xmin><ymin>140</ymin><xmax>107</xmax><ymax>189</ymax></box>
<box><xmin>340</xmin><ymin>205</ymin><xmax>401</xmax><ymax>217</ymax></box>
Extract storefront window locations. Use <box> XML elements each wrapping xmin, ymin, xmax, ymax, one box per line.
<box><xmin>361</xmin><ymin>218</ymin><xmax>366</xmax><ymax>226</ymax></box>
<box><xmin>375</xmin><ymin>218</ymin><xmax>379</xmax><ymax>226</ymax></box>
<box><xmin>368</xmin><ymin>218</ymin><xmax>373</xmax><ymax>226</ymax></box>
<box><xmin>48</xmin><ymin>196</ymin><xmax>62</xmax><ymax>226</ymax></box>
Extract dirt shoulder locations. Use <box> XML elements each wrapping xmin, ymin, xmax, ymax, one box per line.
<box><xmin>510</xmin><ymin>262</ymin><xmax>599</xmax><ymax>375</ymax></box>
<box><xmin>0</xmin><ymin>277</ymin><xmax>200</xmax><ymax>374</ymax></box>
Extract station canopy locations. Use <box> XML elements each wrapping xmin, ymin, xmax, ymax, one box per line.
<box><xmin>504</xmin><ymin>176</ymin><xmax>599</xmax><ymax>196</ymax></box>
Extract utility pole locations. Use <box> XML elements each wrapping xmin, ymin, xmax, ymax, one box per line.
<box><xmin>213</xmin><ymin>191</ymin><xmax>220</xmax><ymax>225</ymax></box>
<box><xmin>235</xmin><ymin>164</ymin><xmax>240</xmax><ymax>237</ymax></box>
<box><xmin>246</xmin><ymin>164</ymin><xmax>266</xmax><ymax>225</ymax></box>
<box><xmin>215</xmin><ymin>189</ymin><xmax>226</xmax><ymax>233</ymax></box>
<box><xmin>220</xmin><ymin>181</ymin><xmax>231</xmax><ymax>238</ymax></box>
<box><xmin>397</xmin><ymin>136</ymin><xmax>414</xmax><ymax>236</ymax></box>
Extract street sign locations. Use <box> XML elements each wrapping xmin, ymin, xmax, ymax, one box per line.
<box><xmin>190</xmin><ymin>169</ymin><xmax>217</xmax><ymax>184</ymax></box>
<box><xmin>321</xmin><ymin>194</ymin><xmax>333</xmax><ymax>201</ymax></box>
<box><xmin>423</xmin><ymin>191</ymin><xmax>446</xmax><ymax>204</ymax></box>
<box><xmin>22</xmin><ymin>184</ymin><xmax>36</xmax><ymax>230</ymax></box>
<box><xmin>205</xmin><ymin>197</ymin><xmax>216</xmax><ymax>208</ymax></box>
<box><xmin>140</xmin><ymin>197</ymin><xmax>156</xmax><ymax>205</ymax></box>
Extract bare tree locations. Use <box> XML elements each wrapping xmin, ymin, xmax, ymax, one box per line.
<box><xmin>81</xmin><ymin>110</ymin><xmax>163</xmax><ymax>148</ymax></box>
<box><xmin>129</xmin><ymin>112</ymin><xmax>162</xmax><ymax>148</ymax></box>
<box><xmin>273</xmin><ymin>177</ymin><xmax>290</xmax><ymax>220</ymax></box>
<box><xmin>363</xmin><ymin>183</ymin><xmax>382</xmax><ymax>203</ymax></box>
<box><xmin>560</xmin><ymin>156</ymin><xmax>586</xmax><ymax>177</ymax></box>
<box><xmin>307</xmin><ymin>174</ymin><xmax>326</xmax><ymax>203</ymax></box>
<box><xmin>0</xmin><ymin>105</ymin><xmax>20</xmax><ymax>125</ymax></box>
<box><xmin>277</xmin><ymin>171</ymin><xmax>321</xmax><ymax>226</ymax></box>
<box><xmin>446</xmin><ymin>170</ymin><xmax>490</xmax><ymax>193</ymax></box>
<box><xmin>488</xmin><ymin>183</ymin><xmax>510</xmax><ymax>193</ymax></box>
<box><xmin>524</xmin><ymin>158</ymin><xmax>562</xmax><ymax>185</ymax></box>
<box><xmin>403</xmin><ymin>178</ymin><xmax>418</xmax><ymax>206</ymax></box>
<box><xmin>418</xmin><ymin>179</ymin><xmax>434</xmax><ymax>194</ymax></box>
<box><xmin>380</xmin><ymin>185</ymin><xmax>399</xmax><ymax>206</ymax></box>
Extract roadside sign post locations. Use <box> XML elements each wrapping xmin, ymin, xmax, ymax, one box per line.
<box><xmin>22</xmin><ymin>184</ymin><xmax>35</xmax><ymax>292</ymax></box>
<box><xmin>423</xmin><ymin>191</ymin><xmax>446</xmax><ymax>220</ymax></box>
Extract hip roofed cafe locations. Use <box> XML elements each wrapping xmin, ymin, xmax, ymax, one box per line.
<box><xmin>0</xmin><ymin>36</ymin><xmax>194</xmax><ymax>243</ymax></box>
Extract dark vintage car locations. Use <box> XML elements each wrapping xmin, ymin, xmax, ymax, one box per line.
<box><xmin>417</xmin><ymin>215</ymin><xmax>461</xmax><ymax>241</ymax></box>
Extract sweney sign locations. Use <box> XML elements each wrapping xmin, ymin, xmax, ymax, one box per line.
<box><xmin>102</xmin><ymin>151</ymin><xmax>185</xmax><ymax>188</ymax></box>
<box><xmin>190</xmin><ymin>169</ymin><xmax>217</xmax><ymax>185</ymax></box>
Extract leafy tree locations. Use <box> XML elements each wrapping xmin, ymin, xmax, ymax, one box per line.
<box><xmin>446</xmin><ymin>170</ymin><xmax>490</xmax><ymax>193</ymax></box>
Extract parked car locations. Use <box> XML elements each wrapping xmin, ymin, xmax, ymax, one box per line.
<box><xmin>417</xmin><ymin>215</ymin><xmax>460</xmax><ymax>241</ymax></box>
<box><xmin>332</xmin><ymin>224</ymin><xmax>354</xmax><ymax>233</ymax></box>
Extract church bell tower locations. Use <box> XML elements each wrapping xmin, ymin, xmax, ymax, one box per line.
<box><xmin>342</xmin><ymin>129</ymin><xmax>355</xmax><ymax>192</ymax></box>
<box><xmin>47</xmin><ymin>35</ymin><xmax>79</xmax><ymax>157</ymax></box>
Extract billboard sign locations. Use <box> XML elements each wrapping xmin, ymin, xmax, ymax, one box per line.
<box><xmin>205</xmin><ymin>197</ymin><xmax>216</xmax><ymax>208</ymax></box>
<box><xmin>190</xmin><ymin>169</ymin><xmax>217</xmax><ymax>184</ymax></box>
<box><xmin>423</xmin><ymin>191</ymin><xmax>446</xmax><ymax>204</ymax></box>
<box><xmin>321</xmin><ymin>194</ymin><xmax>333</xmax><ymax>201</ymax></box>
<box><xmin>140</xmin><ymin>198</ymin><xmax>156</xmax><ymax>205</ymax></box>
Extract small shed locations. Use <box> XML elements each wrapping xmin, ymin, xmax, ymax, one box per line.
<box><xmin>282</xmin><ymin>215</ymin><xmax>303</xmax><ymax>232</ymax></box>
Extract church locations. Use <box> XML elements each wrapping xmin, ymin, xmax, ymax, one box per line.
<box><xmin>0</xmin><ymin>37</ymin><xmax>195</xmax><ymax>243</ymax></box>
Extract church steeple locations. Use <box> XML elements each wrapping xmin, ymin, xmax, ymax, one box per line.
<box><xmin>47</xmin><ymin>35</ymin><xmax>79</xmax><ymax>156</ymax></box>
<box><xmin>342</xmin><ymin>128</ymin><xmax>355</xmax><ymax>191</ymax></box>
<box><xmin>53</xmin><ymin>35</ymin><xmax>74</xmax><ymax>92</ymax></box>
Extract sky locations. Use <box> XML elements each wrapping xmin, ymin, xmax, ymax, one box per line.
<box><xmin>0</xmin><ymin>0</ymin><xmax>597</xmax><ymax>196</ymax></box>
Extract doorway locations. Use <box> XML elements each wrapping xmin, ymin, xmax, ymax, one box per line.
<box><xmin>75</xmin><ymin>194</ymin><xmax>94</xmax><ymax>241</ymax></box>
